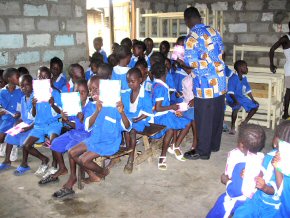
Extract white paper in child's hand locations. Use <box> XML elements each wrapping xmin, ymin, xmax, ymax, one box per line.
<box><xmin>33</xmin><ymin>79</ymin><xmax>51</xmax><ymax>102</ymax></box>
<box><xmin>5</xmin><ymin>122</ymin><xmax>29</xmax><ymax>136</ymax></box>
<box><xmin>177</xmin><ymin>102</ymin><xmax>188</xmax><ymax>112</ymax></box>
<box><xmin>99</xmin><ymin>80</ymin><xmax>121</xmax><ymax>107</ymax></box>
<box><xmin>61</xmin><ymin>92</ymin><xmax>82</xmax><ymax>116</ymax></box>
<box><xmin>242</xmin><ymin>152</ymin><xmax>264</xmax><ymax>199</ymax></box>
<box><xmin>277</xmin><ymin>140</ymin><xmax>290</xmax><ymax>176</ymax></box>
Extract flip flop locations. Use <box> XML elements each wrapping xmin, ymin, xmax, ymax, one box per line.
<box><xmin>0</xmin><ymin>163</ymin><xmax>11</xmax><ymax>171</ymax></box>
<box><xmin>52</xmin><ymin>187</ymin><xmax>75</xmax><ymax>198</ymax></box>
<box><xmin>14</xmin><ymin>166</ymin><xmax>31</xmax><ymax>176</ymax></box>
<box><xmin>38</xmin><ymin>175</ymin><xmax>59</xmax><ymax>185</ymax></box>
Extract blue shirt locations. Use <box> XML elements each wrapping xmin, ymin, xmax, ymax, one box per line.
<box><xmin>0</xmin><ymin>85</ymin><xmax>23</xmax><ymax>120</ymax></box>
<box><xmin>151</xmin><ymin>79</ymin><xmax>171</xmax><ymax>115</ymax></box>
<box><xmin>227</xmin><ymin>73</ymin><xmax>251</xmax><ymax>99</ymax></box>
<box><xmin>61</xmin><ymin>80</ymin><xmax>74</xmax><ymax>93</ymax></box>
<box><xmin>111</xmin><ymin>65</ymin><xmax>131</xmax><ymax>93</ymax></box>
<box><xmin>34</xmin><ymin>89</ymin><xmax>62</xmax><ymax>126</ymax></box>
<box><xmin>128</xmin><ymin>55</ymin><xmax>151</xmax><ymax>69</ymax></box>
<box><xmin>98</xmin><ymin>49</ymin><xmax>108</xmax><ymax>63</ymax></box>
<box><xmin>85</xmin><ymin>68</ymin><xmax>94</xmax><ymax>81</ymax></box>
<box><xmin>53</xmin><ymin>73</ymin><xmax>67</xmax><ymax>90</ymax></box>
<box><xmin>184</xmin><ymin>24</ymin><xmax>226</xmax><ymax>98</ymax></box>
<box><xmin>21</xmin><ymin>95</ymin><xmax>34</xmax><ymax>125</ymax></box>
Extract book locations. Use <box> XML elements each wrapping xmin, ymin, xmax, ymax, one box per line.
<box><xmin>33</xmin><ymin>79</ymin><xmax>52</xmax><ymax>102</ymax></box>
<box><xmin>5</xmin><ymin>122</ymin><xmax>29</xmax><ymax>136</ymax></box>
<box><xmin>277</xmin><ymin>140</ymin><xmax>290</xmax><ymax>176</ymax></box>
<box><xmin>61</xmin><ymin>92</ymin><xmax>82</xmax><ymax>116</ymax></box>
<box><xmin>99</xmin><ymin>80</ymin><xmax>121</xmax><ymax>107</ymax></box>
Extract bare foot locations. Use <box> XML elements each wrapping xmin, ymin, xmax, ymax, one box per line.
<box><xmin>82</xmin><ymin>175</ymin><xmax>102</xmax><ymax>184</ymax></box>
<box><xmin>51</xmin><ymin>168</ymin><xmax>68</xmax><ymax>178</ymax></box>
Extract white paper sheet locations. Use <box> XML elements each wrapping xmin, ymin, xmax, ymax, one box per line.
<box><xmin>33</xmin><ymin>79</ymin><xmax>52</xmax><ymax>102</ymax></box>
<box><xmin>242</xmin><ymin>152</ymin><xmax>264</xmax><ymax>199</ymax></box>
<box><xmin>177</xmin><ymin>102</ymin><xmax>188</xmax><ymax>112</ymax></box>
<box><xmin>99</xmin><ymin>80</ymin><xmax>121</xmax><ymax>107</ymax></box>
<box><xmin>61</xmin><ymin>92</ymin><xmax>82</xmax><ymax>116</ymax></box>
<box><xmin>277</xmin><ymin>140</ymin><xmax>290</xmax><ymax>176</ymax></box>
<box><xmin>5</xmin><ymin>122</ymin><xmax>29</xmax><ymax>136</ymax></box>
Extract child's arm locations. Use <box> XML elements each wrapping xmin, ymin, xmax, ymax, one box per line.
<box><xmin>155</xmin><ymin>101</ymin><xmax>179</xmax><ymax>112</ymax></box>
<box><xmin>229</xmin><ymin>94</ymin><xmax>239</xmax><ymax>106</ymax></box>
<box><xmin>272</xmin><ymin>152</ymin><xmax>283</xmax><ymax>189</ymax></box>
<box><xmin>49</xmin><ymin>96</ymin><xmax>61</xmax><ymax>114</ymax></box>
<box><xmin>21</xmin><ymin>123</ymin><xmax>34</xmax><ymax>132</ymax></box>
<box><xmin>221</xmin><ymin>173</ymin><xmax>230</xmax><ymax>185</ymax></box>
<box><xmin>133</xmin><ymin>114</ymin><xmax>148</xmax><ymax>123</ymax></box>
<box><xmin>32</xmin><ymin>97</ymin><xmax>37</xmax><ymax>117</ymax></box>
<box><xmin>256</xmin><ymin>176</ymin><xmax>275</xmax><ymax>195</ymax></box>
<box><xmin>247</xmin><ymin>92</ymin><xmax>259</xmax><ymax>105</ymax></box>
<box><xmin>117</xmin><ymin>101</ymin><xmax>130</xmax><ymax>129</ymax></box>
<box><xmin>61</xmin><ymin>111</ymin><xmax>76</xmax><ymax>129</ymax></box>
<box><xmin>88</xmin><ymin>102</ymin><xmax>102</xmax><ymax>129</ymax></box>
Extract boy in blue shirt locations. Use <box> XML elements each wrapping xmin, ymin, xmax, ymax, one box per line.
<box><xmin>50</xmin><ymin>57</ymin><xmax>67</xmax><ymax>90</ymax></box>
<box><xmin>93</xmin><ymin>37</ymin><xmax>108</xmax><ymax>63</ymax></box>
<box><xmin>226</xmin><ymin>60</ymin><xmax>259</xmax><ymax>135</ymax></box>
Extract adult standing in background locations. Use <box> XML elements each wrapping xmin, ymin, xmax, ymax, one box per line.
<box><xmin>181</xmin><ymin>7</ymin><xmax>226</xmax><ymax>160</ymax></box>
<box><xmin>269</xmin><ymin>22</ymin><xmax>290</xmax><ymax>119</ymax></box>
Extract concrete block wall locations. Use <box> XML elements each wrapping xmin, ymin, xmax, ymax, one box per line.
<box><xmin>137</xmin><ymin>0</ymin><xmax>290</xmax><ymax>67</ymax></box>
<box><xmin>0</xmin><ymin>0</ymin><xmax>87</xmax><ymax>77</ymax></box>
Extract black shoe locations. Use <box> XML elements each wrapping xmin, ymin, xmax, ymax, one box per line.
<box><xmin>39</xmin><ymin>175</ymin><xmax>59</xmax><ymax>185</ymax></box>
<box><xmin>184</xmin><ymin>149</ymin><xmax>197</xmax><ymax>159</ymax></box>
<box><xmin>52</xmin><ymin>187</ymin><xmax>75</xmax><ymax>198</ymax></box>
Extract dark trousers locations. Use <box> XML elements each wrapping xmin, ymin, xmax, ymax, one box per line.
<box><xmin>194</xmin><ymin>95</ymin><xmax>225</xmax><ymax>157</ymax></box>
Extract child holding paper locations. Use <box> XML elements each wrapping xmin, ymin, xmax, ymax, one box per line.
<box><xmin>207</xmin><ymin>124</ymin><xmax>265</xmax><ymax>218</ymax></box>
<box><xmin>233</xmin><ymin>122</ymin><xmax>290</xmax><ymax>218</ymax></box>
<box><xmin>61</xmin><ymin>64</ymin><xmax>85</xmax><ymax>93</ymax></box>
<box><xmin>112</xmin><ymin>45</ymin><xmax>132</xmax><ymax>93</ymax></box>
<box><xmin>122</xmin><ymin>68</ymin><xmax>153</xmax><ymax>174</ymax></box>
<box><xmin>151</xmin><ymin>62</ymin><xmax>191</xmax><ymax>170</ymax></box>
<box><xmin>0</xmin><ymin>75</ymin><xmax>34</xmax><ymax>172</ymax></box>
<box><xmin>39</xmin><ymin>80</ymin><xmax>92</xmax><ymax>184</ymax></box>
<box><xmin>50</xmin><ymin>57</ymin><xmax>67</xmax><ymax>90</ymax></box>
<box><xmin>53</xmin><ymin>75</ymin><xmax>131</xmax><ymax>198</ymax></box>
<box><xmin>21</xmin><ymin>66</ymin><xmax>62</xmax><ymax>177</ymax></box>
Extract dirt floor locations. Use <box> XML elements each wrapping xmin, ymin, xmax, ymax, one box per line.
<box><xmin>0</xmin><ymin>124</ymin><xmax>274</xmax><ymax>218</ymax></box>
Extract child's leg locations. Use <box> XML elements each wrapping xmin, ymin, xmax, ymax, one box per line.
<box><xmin>244</xmin><ymin>107</ymin><xmax>258</xmax><ymax>124</ymax></box>
<box><xmin>159</xmin><ymin>129</ymin><xmax>173</xmax><ymax>162</ymax></box>
<box><xmin>0</xmin><ymin>133</ymin><xmax>6</xmax><ymax>143</ymax></box>
<box><xmin>124</xmin><ymin>129</ymin><xmax>137</xmax><ymax>173</ymax></box>
<box><xmin>175</xmin><ymin>123</ymin><xmax>191</xmax><ymax>148</ymax></box>
<box><xmin>124</xmin><ymin>132</ymin><xmax>130</xmax><ymax>148</ymax></box>
<box><xmin>191</xmin><ymin>120</ymin><xmax>198</xmax><ymax>150</ymax></box>
<box><xmin>230</xmin><ymin>109</ymin><xmax>239</xmax><ymax>132</ymax></box>
<box><xmin>50</xmin><ymin>133</ymin><xmax>59</xmax><ymax>168</ymax></box>
<box><xmin>23</xmin><ymin>136</ymin><xmax>49</xmax><ymax>165</ymax></box>
<box><xmin>20</xmin><ymin>147</ymin><xmax>29</xmax><ymax>168</ymax></box>
<box><xmin>51</xmin><ymin>151</ymin><xmax>68</xmax><ymax>178</ymax></box>
<box><xmin>2</xmin><ymin>143</ymin><xmax>13</xmax><ymax>165</ymax></box>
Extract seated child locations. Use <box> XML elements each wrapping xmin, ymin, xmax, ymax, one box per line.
<box><xmin>151</xmin><ymin>62</ymin><xmax>191</xmax><ymax>170</ymax></box>
<box><xmin>17</xmin><ymin>67</ymin><xmax>30</xmax><ymax>76</ymax></box>
<box><xmin>0</xmin><ymin>68</ymin><xmax>22</xmax><ymax>157</ymax></box>
<box><xmin>144</xmin><ymin>37</ymin><xmax>154</xmax><ymax>58</ymax></box>
<box><xmin>135</xmin><ymin>58</ymin><xmax>153</xmax><ymax>93</ymax></box>
<box><xmin>20</xmin><ymin>66</ymin><xmax>62</xmax><ymax>177</ymax></box>
<box><xmin>93</xmin><ymin>37</ymin><xmax>108</xmax><ymax>63</ymax></box>
<box><xmin>159</xmin><ymin>40</ymin><xmax>170</xmax><ymax>59</ymax></box>
<box><xmin>128</xmin><ymin>40</ymin><xmax>151</xmax><ymax>69</ymax></box>
<box><xmin>39</xmin><ymin>80</ymin><xmax>92</xmax><ymax>184</ymax></box>
<box><xmin>52</xmin><ymin>75</ymin><xmax>131</xmax><ymax>198</ymax></box>
<box><xmin>111</xmin><ymin>45</ymin><xmax>132</xmax><ymax>93</ymax></box>
<box><xmin>85</xmin><ymin>57</ymin><xmax>103</xmax><ymax>81</ymax></box>
<box><xmin>50</xmin><ymin>57</ymin><xmax>67</xmax><ymax>91</ymax></box>
<box><xmin>122</xmin><ymin>68</ymin><xmax>153</xmax><ymax>174</ymax></box>
<box><xmin>0</xmin><ymin>75</ymin><xmax>34</xmax><ymax>172</ymax></box>
<box><xmin>61</xmin><ymin>64</ymin><xmax>85</xmax><ymax>93</ymax></box>
<box><xmin>226</xmin><ymin>60</ymin><xmax>259</xmax><ymax>135</ymax></box>
<box><xmin>207</xmin><ymin>124</ymin><xmax>265</xmax><ymax>218</ymax></box>
<box><xmin>233</xmin><ymin>122</ymin><xmax>290</xmax><ymax>218</ymax></box>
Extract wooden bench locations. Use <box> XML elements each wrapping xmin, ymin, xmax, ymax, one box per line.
<box><xmin>77</xmin><ymin>123</ymin><xmax>165</xmax><ymax>190</ymax></box>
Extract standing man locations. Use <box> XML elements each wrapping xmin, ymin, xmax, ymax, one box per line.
<box><xmin>182</xmin><ymin>7</ymin><xmax>226</xmax><ymax>160</ymax></box>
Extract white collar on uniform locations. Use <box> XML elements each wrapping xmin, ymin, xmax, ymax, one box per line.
<box><xmin>68</xmin><ymin>79</ymin><xmax>74</xmax><ymax>87</ymax></box>
<box><xmin>114</xmin><ymin>65</ymin><xmax>130</xmax><ymax>75</ymax></box>
<box><xmin>147</xmin><ymin>50</ymin><xmax>154</xmax><ymax>58</ymax></box>
<box><xmin>155</xmin><ymin>79</ymin><xmax>169</xmax><ymax>90</ymax></box>
<box><xmin>5</xmin><ymin>85</ymin><xmax>20</xmax><ymax>90</ymax></box>
<box><xmin>139</xmin><ymin>84</ymin><xmax>145</xmax><ymax>98</ymax></box>
<box><xmin>55</xmin><ymin>73</ymin><xmax>64</xmax><ymax>82</ymax></box>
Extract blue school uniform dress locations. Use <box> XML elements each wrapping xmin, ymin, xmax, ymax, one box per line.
<box><xmin>85</xmin><ymin>67</ymin><xmax>94</xmax><ymax>81</ymax></box>
<box><xmin>234</xmin><ymin>150</ymin><xmax>281</xmax><ymax>218</ymax></box>
<box><xmin>4</xmin><ymin>95</ymin><xmax>36</xmax><ymax>147</ymax></box>
<box><xmin>143</xmin><ymin>76</ymin><xmax>153</xmax><ymax>93</ymax></box>
<box><xmin>61</xmin><ymin>79</ymin><xmax>74</xmax><ymax>93</ymax></box>
<box><xmin>207</xmin><ymin>162</ymin><xmax>247</xmax><ymax>218</ymax></box>
<box><xmin>151</xmin><ymin>79</ymin><xmax>190</xmax><ymax>139</ymax></box>
<box><xmin>53</xmin><ymin>73</ymin><xmax>67</xmax><ymax>90</ymax></box>
<box><xmin>83</xmin><ymin>106</ymin><xmax>131</xmax><ymax>156</ymax></box>
<box><xmin>226</xmin><ymin>73</ymin><xmax>258</xmax><ymax>112</ymax></box>
<box><xmin>275</xmin><ymin>175</ymin><xmax>290</xmax><ymax>218</ymax></box>
<box><xmin>0</xmin><ymin>86</ymin><xmax>23</xmax><ymax>133</ymax></box>
<box><xmin>111</xmin><ymin>65</ymin><xmax>131</xmax><ymax>93</ymax></box>
<box><xmin>50</xmin><ymin>99</ymin><xmax>93</xmax><ymax>153</ymax></box>
<box><xmin>28</xmin><ymin>89</ymin><xmax>62</xmax><ymax>142</ymax></box>
<box><xmin>171</xmin><ymin>68</ymin><xmax>188</xmax><ymax>104</ymax></box>
<box><xmin>122</xmin><ymin>85</ymin><xmax>153</xmax><ymax>132</ymax></box>
<box><xmin>128</xmin><ymin>55</ymin><xmax>151</xmax><ymax>69</ymax></box>
<box><xmin>98</xmin><ymin>49</ymin><xmax>108</xmax><ymax>63</ymax></box>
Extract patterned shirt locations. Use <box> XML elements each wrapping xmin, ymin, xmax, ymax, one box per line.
<box><xmin>184</xmin><ymin>23</ymin><xmax>226</xmax><ymax>98</ymax></box>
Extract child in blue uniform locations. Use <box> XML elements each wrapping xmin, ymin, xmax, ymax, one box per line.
<box><xmin>39</xmin><ymin>80</ymin><xmax>92</xmax><ymax>184</ymax></box>
<box><xmin>226</xmin><ymin>60</ymin><xmax>259</xmax><ymax>135</ymax></box>
<box><xmin>0</xmin><ymin>68</ymin><xmax>22</xmax><ymax>148</ymax></box>
<box><xmin>85</xmin><ymin>58</ymin><xmax>103</xmax><ymax>81</ymax></box>
<box><xmin>112</xmin><ymin>45</ymin><xmax>132</xmax><ymax>93</ymax></box>
<box><xmin>93</xmin><ymin>37</ymin><xmax>108</xmax><ymax>63</ymax></box>
<box><xmin>151</xmin><ymin>62</ymin><xmax>191</xmax><ymax>170</ymax></box>
<box><xmin>21</xmin><ymin>66</ymin><xmax>62</xmax><ymax>177</ymax></box>
<box><xmin>207</xmin><ymin>124</ymin><xmax>265</xmax><ymax>218</ymax></box>
<box><xmin>50</xmin><ymin>57</ymin><xmax>67</xmax><ymax>90</ymax></box>
<box><xmin>144</xmin><ymin>37</ymin><xmax>154</xmax><ymax>59</ymax></box>
<box><xmin>122</xmin><ymin>68</ymin><xmax>153</xmax><ymax>174</ymax></box>
<box><xmin>53</xmin><ymin>75</ymin><xmax>131</xmax><ymax>198</ymax></box>
<box><xmin>128</xmin><ymin>40</ymin><xmax>151</xmax><ymax>69</ymax></box>
<box><xmin>159</xmin><ymin>40</ymin><xmax>170</xmax><ymax>59</ymax></box>
<box><xmin>135</xmin><ymin>58</ymin><xmax>153</xmax><ymax>93</ymax></box>
<box><xmin>61</xmin><ymin>64</ymin><xmax>85</xmax><ymax>93</ymax></box>
<box><xmin>0</xmin><ymin>75</ymin><xmax>34</xmax><ymax>172</ymax></box>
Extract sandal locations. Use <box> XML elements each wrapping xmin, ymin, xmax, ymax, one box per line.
<box><xmin>0</xmin><ymin>163</ymin><xmax>11</xmax><ymax>171</ymax></box>
<box><xmin>52</xmin><ymin>187</ymin><xmax>75</xmax><ymax>198</ymax></box>
<box><xmin>38</xmin><ymin>175</ymin><xmax>59</xmax><ymax>185</ymax></box>
<box><xmin>173</xmin><ymin>147</ymin><xmax>186</xmax><ymax>162</ymax></box>
<box><xmin>167</xmin><ymin>144</ymin><xmax>175</xmax><ymax>154</ymax></box>
<box><xmin>14</xmin><ymin>166</ymin><xmax>31</xmax><ymax>176</ymax></box>
<box><xmin>158</xmin><ymin>156</ymin><xmax>167</xmax><ymax>171</ymax></box>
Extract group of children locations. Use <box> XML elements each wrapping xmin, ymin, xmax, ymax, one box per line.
<box><xmin>0</xmin><ymin>35</ymin><xmax>286</xmax><ymax>211</ymax></box>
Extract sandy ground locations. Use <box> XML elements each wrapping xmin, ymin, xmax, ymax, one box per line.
<box><xmin>0</xmin><ymin>124</ymin><xmax>274</xmax><ymax>218</ymax></box>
